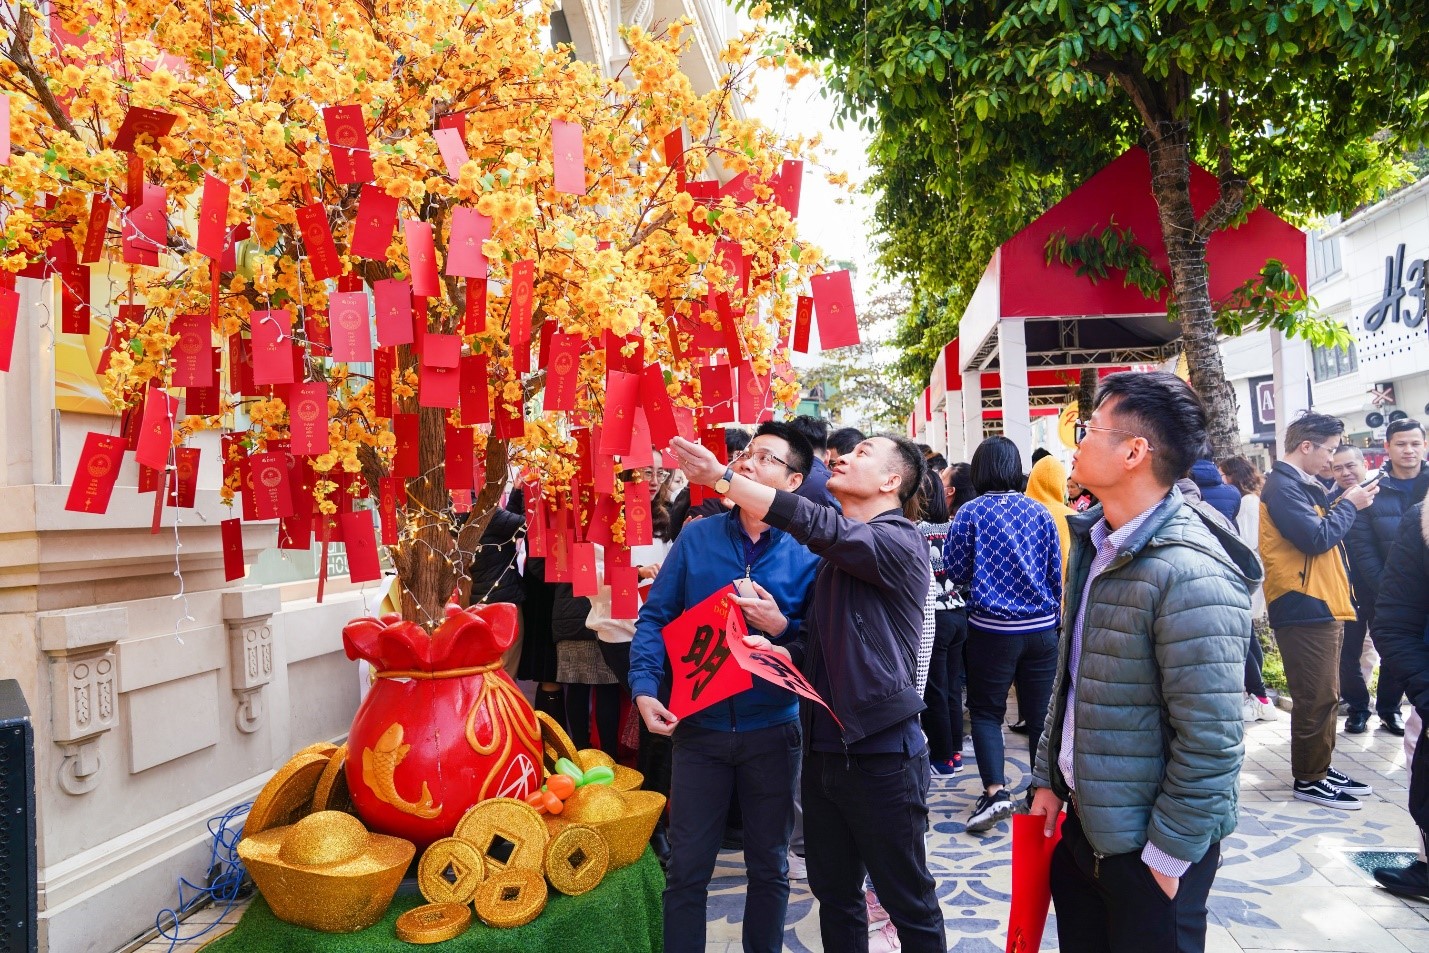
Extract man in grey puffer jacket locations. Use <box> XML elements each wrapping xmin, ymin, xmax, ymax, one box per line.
<box><xmin>1030</xmin><ymin>372</ymin><xmax>1260</xmax><ymax>953</ymax></box>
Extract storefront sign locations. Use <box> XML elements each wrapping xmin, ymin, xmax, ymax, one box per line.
<box><xmin>1362</xmin><ymin>243</ymin><xmax>1426</xmax><ymax>331</ymax></box>
<box><xmin>1249</xmin><ymin>374</ymin><xmax>1275</xmax><ymax>434</ymax></box>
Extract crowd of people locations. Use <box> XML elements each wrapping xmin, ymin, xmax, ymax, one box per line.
<box><xmin>468</xmin><ymin>374</ymin><xmax>1429</xmax><ymax>953</ymax></box>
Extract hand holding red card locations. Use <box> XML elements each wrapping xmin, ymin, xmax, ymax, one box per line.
<box><xmin>662</xmin><ymin>585</ymin><xmax>753</xmax><ymax>720</ymax></box>
<box><xmin>725</xmin><ymin>609</ymin><xmax>841</xmax><ymax>726</ymax></box>
<box><xmin>1006</xmin><ymin>813</ymin><xmax>1064</xmax><ymax>953</ymax></box>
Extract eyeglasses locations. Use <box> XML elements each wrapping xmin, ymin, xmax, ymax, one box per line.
<box><xmin>732</xmin><ymin>447</ymin><xmax>794</xmax><ymax>471</ymax></box>
<box><xmin>1074</xmin><ymin>419</ymin><xmax>1157</xmax><ymax>452</ymax></box>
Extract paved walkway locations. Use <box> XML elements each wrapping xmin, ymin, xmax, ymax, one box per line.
<box><xmin>137</xmin><ymin>706</ymin><xmax>1429</xmax><ymax>952</ymax></box>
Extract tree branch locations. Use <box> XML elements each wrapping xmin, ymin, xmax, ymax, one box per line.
<box><xmin>6</xmin><ymin>9</ymin><xmax>80</xmax><ymax>140</ymax></box>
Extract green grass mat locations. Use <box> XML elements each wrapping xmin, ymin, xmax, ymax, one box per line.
<box><xmin>206</xmin><ymin>850</ymin><xmax>664</xmax><ymax>952</ymax></box>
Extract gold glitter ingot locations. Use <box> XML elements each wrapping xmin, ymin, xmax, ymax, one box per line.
<box><xmin>473</xmin><ymin>868</ymin><xmax>547</xmax><ymax>928</ymax></box>
<box><xmin>237</xmin><ymin>811</ymin><xmax>414</xmax><ymax>933</ymax></box>
<box><xmin>574</xmin><ymin>748</ymin><xmax>614</xmax><ymax>772</ymax></box>
<box><xmin>243</xmin><ymin>751</ymin><xmax>329</xmax><ymax>837</ymax></box>
<box><xmin>562</xmin><ymin>784</ymin><xmax>625</xmax><ymax>824</ymax></box>
<box><xmin>310</xmin><ymin>744</ymin><xmax>355</xmax><ymax>815</ymax></box>
<box><xmin>593</xmin><ymin>789</ymin><xmax>666</xmax><ymax>870</ymax></box>
<box><xmin>611</xmin><ymin>765</ymin><xmax>644</xmax><ymax>793</ymax></box>
<box><xmin>544</xmin><ymin>825</ymin><xmax>609</xmax><ymax>896</ymax></box>
<box><xmin>535</xmin><ymin>710</ymin><xmax>580</xmax><ymax>774</ymax></box>
<box><xmin>361</xmin><ymin>722</ymin><xmax>442</xmax><ymax>819</ymax></box>
<box><xmin>417</xmin><ymin>837</ymin><xmax>486</xmax><ymax>905</ymax></box>
<box><xmin>394</xmin><ymin>902</ymin><xmax>472</xmax><ymax>944</ymax></box>
<box><xmin>453</xmin><ymin>797</ymin><xmax>548</xmax><ymax>875</ymax></box>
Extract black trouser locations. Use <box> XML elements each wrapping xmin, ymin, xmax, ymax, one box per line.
<box><xmin>964</xmin><ymin>624</ymin><xmax>1058</xmax><ymax>790</ymax></box>
<box><xmin>1051</xmin><ymin>806</ymin><xmax>1220</xmax><ymax>953</ymax></box>
<box><xmin>921</xmin><ymin>608</ymin><xmax>968</xmax><ymax>762</ymax></box>
<box><xmin>1345</xmin><ymin>618</ymin><xmax>1408</xmax><ymax>719</ymax></box>
<box><xmin>1409</xmin><ymin>713</ymin><xmax>1429</xmax><ymax>843</ymax></box>
<box><xmin>665</xmin><ymin>721</ymin><xmax>800</xmax><ymax>953</ymax></box>
<box><xmin>803</xmin><ymin>747</ymin><xmax>946</xmax><ymax>953</ymax></box>
<box><xmin>565</xmin><ymin>683</ymin><xmax>621</xmax><ymax>756</ymax></box>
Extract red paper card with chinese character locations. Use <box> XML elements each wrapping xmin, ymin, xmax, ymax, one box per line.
<box><xmin>610</xmin><ymin>565</ymin><xmax>640</xmax><ymax>620</ymax></box>
<box><xmin>464</xmin><ymin>278</ymin><xmax>487</xmax><ymax>333</ymax></box>
<box><xmin>640</xmin><ymin>364</ymin><xmax>679</xmax><ymax>448</ymax></box>
<box><xmin>279</xmin><ymin>512</ymin><xmax>312</xmax><ymax>550</ymax></box>
<box><xmin>492</xmin><ymin>391</ymin><xmax>525</xmax><ymax>440</ymax></box>
<box><xmin>551</xmin><ymin>120</ymin><xmax>585</xmax><ymax>195</ymax></box>
<box><xmin>323</xmin><ymin>104</ymin><xmax>373</xmax><ymax>184</ymax></box>
<box><xmin>446</xmin><ymin>207</ymin><xmax>491</xmax><ymax>279</ymax></box>
<box><xmin>663</xmin><ymin>585</ymin><xmax>753</xmax><ymax>719</ymax></box>
<box><xmin>445</xmin><ymin>424</ymin><xmax>474</xmax><ymax>491</ymax></box>
<box><xmin>624</xmin><ymin>479</ymin><xmax>653</xmax><ymax>546</ymax></box>
<box><xmin>295</xmin><ymin>202</ymin><xmax>342</xmax><ymax>281</ymax></box>
<box><xmin>544</xmin><ymin>331</ymin><xmax>582</xmax><ymax>412</ymax></box>
<box><xmin>112</xmin><ymin>106</ymin><xmax>176</xmax><ymax>151</ymax></box>
<box><xmin>460</xmin><ymin>354</ymin><xmax>490</xmax><ymax>426</ymax></box>
<box><xmin>340</xmin><ymin>509</ymin><xmax>382</xmax><ymax>583</ymax></box>
<box><xmin>378</xmin><ymin>477</ymin><xmax>399</xmax><ymax>545</ymax></box>
<box><xmin>600</xmin><ymin>370</ymin><xmax>640</xmax><ymax>456</ymax></box>
<box><xmin>434</xmin><ymin>127</ymin><xmax>469</xmax><ymax>179</ymax></box>
<box><xmin>167</xmin><ymin>446</ymin><xmax>200</xmax><ymax>508</ymax></box>
<box><xmin>349</xmin><ymin>185</ymin><xmax>398</xmax><ymax>260</ymax></box>
<box><xmin>424</xmin><ymin>332</ymin><xmax>461</xmax><ymax>368</ymax></box>
<box><xmin>419</xmin><ymin>363</ymin><xmax>459</xmax><ymax>409</ymax></box>
<box><xmin>305</xmin><ymin>314</ymin><xmax>331</xmax><ymax>354</ymax></box>
<box><xmin>135</xmin><ymin>381</ymin><xmax>177</xmax><ymax>471</ymax></box>
<box><xmin>170</xmin><ymin>313</ymin><xmax>213</xmax><ymax>387</ymax></box>
<box><xmin>373</xmin><ymin>278</ymin><xmax>414</xmax><ymax>347</ymax></box>
<box><xmin>249</xmin><ymin>450</ymin><xmax>295</xmax><ymax>520</ymax></box>
<box><xmin>221</xmin><ymin>518</ymin><xmax>246</xmax><ymax>581</ymax></box>
<box><xmin>605</xmin><ymin>330</ymin><xmax>642</xmax><ymax>374</ymax></box>
<box><xmin>185</xmin><ymin>349</ymin><xmax>223</xmax><ymax>416</ymax></box>
<box><xmin>726</xmin><ymin>607</ymin><xmax>840</xmax><ymax>726</ymax></box>
<box><xmin>374</xmin><ymin>346</ymin><xmax>394</xmax><ymax>418</ymax></box>
<box><xmin>289</xmin><ymin>382</ymin><xmax>329</xmax><ymax>456</ymax></box>
<box><xmin>699</xmin><ymin>362</ymin><xmax>735</xmax><ymax>424</ymax></box>
<box><xmin>586</xmin><ymin>493</ymin><xmax>618</xmax><ymax>548</ymax></box>
<box><xmin>250</xmin><ymin>309</ymin><xmax>295</xmax><ymax>385</ymax></box>
<box><xmin>811</xmin><ymin>270</ymin><xmax>860</xmax><ymax>350</ymax></box>
<box><xmin>509</xmin><ymin>259</ymin><xmax>534</xmax><ymax>373</ymax></box>
<box><xmin>197</xmin><ymin>174</ymin><xmax>230</xmax><ymax>261</ymax></box>
<box><xmin>775</xmin><ymin>159</ymin><xmax>803</xmax><ymax>218</ymax></box>
<box><xmin>81</xmin><ymin>194</ymin><xmax>112</xmax><ymax>264</ymax></box>
<box><xmin>122</xmin><ymin>183</ymin><xmax>167</xmax><ymax>264</ymax></box>
<box><xmin>623</xmin><ymin>407</ymin><xmax>654</xmax><ymax>469</ymax></box>
<box><xmin>393</xmin><ymin>413</ymin><xmax>420</xmax><ymax>479</ymax></box>
<box><xmin>1006</xmin><ymin>812</ymin><xmax>1065</xmax><ymax>953</ymax></box>
<box><xmin>404</xmin><ymin>219</ymin><xmax>440</xmax><ymax>298</ymax></box>
<box><xmin>58</xmin><ymin>245</ymin><xmax>89</xmax><ymax>335</ymax></box>
<box><xmin>792</xmin><ymin>295</ymin><xmax>813</xmax><ymax>353</ymax></box>
<box><xmin>737</xmin><ymin>361</ymin><xmax>770</xmax><ymax>424</ymax></box>
<box><xmin>571</xmin><ymin>541</ymin><xmax>597</xmax><ymax>597</ymax></box>
<box><xmin>65</xmin><ymin>433</ymin><xmax>126</xmax><ymax>514</ymax></box>
<box><xmin>328</xmin><ymin>290</ymin><xmax>373</xmax><ymax>362</ymax></box>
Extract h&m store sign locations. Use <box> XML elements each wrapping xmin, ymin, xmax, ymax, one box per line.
<box><xmin>1362</xmin><ymin>243</ymin><xmax>1426</xmax><ymax>330</ymax></box>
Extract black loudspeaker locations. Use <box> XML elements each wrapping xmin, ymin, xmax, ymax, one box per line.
<box><xmin>0</xmin><ymin>680</ymin><xmax>37</xmax><ymax>953</ymax></box>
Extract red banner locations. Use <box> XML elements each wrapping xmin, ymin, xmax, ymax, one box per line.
<box><xmin>1005</xmin><ymin>813</ymin><xmax>1064</xmax><ymax>953</ymax></box>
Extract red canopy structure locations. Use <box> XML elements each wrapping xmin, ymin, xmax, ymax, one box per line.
<box><xmin>918</xmin><ymin>147</ymin><xmax>1307</xmax><ymax>459</ymax></box>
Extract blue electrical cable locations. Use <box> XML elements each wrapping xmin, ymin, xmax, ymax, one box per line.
<box><xmin>154</xmin><ymin>800</ymin><xmax>253</xmax><ymax>952</ymax></box>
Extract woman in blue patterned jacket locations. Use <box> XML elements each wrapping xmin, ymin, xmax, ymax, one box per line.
<box><xmin>944</xmin><ymin>436</ymin><xmax>1062</xmax><ymax>834</ymax></box>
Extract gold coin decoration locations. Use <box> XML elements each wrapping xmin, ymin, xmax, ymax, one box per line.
<box><xmin>310</xmin><ymin>745</ymin><xmax>354</xmax><ymax>815</ymax></box>
<box><xmin>535</xmin><ymin>711</ymin><xmax>580</xmax><ymax>774</ymax></box>
<box><xmin>453</xmin><ymin>797</ymin><xmax>548</xmax><ymax>875</ymax></box>
<box><xmin>473</xmin><ymin>868</ymin><xmax>547</xmax><ymax>929</ymax></box>
<box><xmin>544</xmin><ymin>825</ymin><xmax>609</xmax><ymax>896</ymax></box>
<box><xmin>394</xmin><ymin>902</ymin><xmax>472</xmax><ymax>944</ymax></box>
<box><xmin>243</xmin><ymin>751</ymin><xmax>329</xmax><ymax>837</ymax></box>
<box><xmin>417</xmin><ymin>838</ymin><xmax>486</xmax><ymax>905</ymax></box>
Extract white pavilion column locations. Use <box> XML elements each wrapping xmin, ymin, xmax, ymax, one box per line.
<box><xmin>945</xmin><ymin>393</ymin><xmax>966</xmax><ymax>462</ymax></box>
<box><xmin>998</xmin><ymin>320</ymin><xmax>1033</xmax><ymax>467</ymax></box>
<box><xmin>960</xmin><ymin>371</ymin><xmax>983</xmax><ymax>460</ymax></box>
<box><xmin>1271</xmin><ymin>329</ymin><xmax>1311</xmax><ymax>454</ymax></box>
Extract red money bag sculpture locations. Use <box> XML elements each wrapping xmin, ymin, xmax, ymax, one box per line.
<box><xmin>343</xmin><ymin>602</ymin><xmax>542</xmax><ymax>849</ymax></box>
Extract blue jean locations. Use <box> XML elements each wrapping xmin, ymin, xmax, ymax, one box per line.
<box><xmin>964</xmin><ymin>624</ymin><xmax>1058</xmax><ymax>790</ymax></box>
<box><xmin>665</xmin><ymin>720</ymin><xmax>800</xmax><ymax>953</ymax></box>
<box><xmin>922</xmin><ymin>608</ymin><xmax>968</xmax><ymax>762</ymax></box>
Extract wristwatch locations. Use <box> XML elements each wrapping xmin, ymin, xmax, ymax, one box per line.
<box><xmin>714</xmin><ymin>466</ymin><xmax>734</xmax><ymax>494</ymax></box>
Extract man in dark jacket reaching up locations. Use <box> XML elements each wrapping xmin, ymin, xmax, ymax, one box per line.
<box><xmin>669</xmin><ymin>431</ymin><xmax>945</xmax><ymax>953</ymax></box>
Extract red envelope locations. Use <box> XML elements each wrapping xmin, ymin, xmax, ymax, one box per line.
<box><xmin>323</xmin><ymin>104</ymin><xmax>373</xmax><ymax>184</ymax></box>
<box><xmin>349</xmin><ymin>185</ymin><xmax>398</xmax><ymax>261</ymax></box>
<box><xmin>571</xmin><ymin>541</ymin><xmax>597</xmax><ymax>597</ymax></box>
<box><xmin>0</xmin><ymin>95</ymin><xmax>8</xmax><ymax>167</ymax></box>
<box><xmin>122</xmin><ymin>183</ymin><xmax>166</xmax><ymax>264</ymax></box>
<box><xmin>663</xmin><ymin>128</ymin><xmax>685</xmax><ymax>187</ymax></box>
<box><xmin>434</xmin><ymin>127</ymin><xmax>469</xmax><ymax>179</ymax></box>
<box><xmin>221</xmin><ymin>518</ymin><xmax>246</xmax><ymax>581</ymax></box>
<box><xmin>609</xmin><ymin>565</ymin><xmax>640</xmax><ymax>620</ymax></box>
<box><xmin>135</xmin><ymin>381</ymin><xmax>178</xmax><ymax>471</ymax></box>
<box><xmin>624</xmin><ymin>407</ymin><xmax>654</xmax><ymax>469</ymax></box>
<box><xmin>328</xmin><ymin>290</ymin><xmax>373</xmax><ymax>362</ymax></box>
<box><xmin>170</xmin><ymin>313</ymin><xmax>213</xmax><ymax>386</ymax></box>
<box><xmin>373</xmin><ymin>278</ymin><xmax>414</xmax><ymax>347</ymax></box>
<box><xmin>792</xmin><ymin>295</ymin><xmax>813</xmax><ymax>353</ymax></box>
<box><xmin>374</xmin><ymin>347</ymin><xmax>394</xmax><ymax>418</ymax></box>
<box><xmin>419</xmin><ymin>363</ymin><xmax>459</xmax><ymax>409</ymax></box>
<box><xmin>526</xmin><ymin>487</ymin><xmax>548</xmax><ymax>558</ymax></box>
<box><xmin>0</xmin><ymin>286</ymin><xmax>14</xmax><ymax>372</ymax></box>
<box><xmin>492</xmin><ymin>390</ymin><xmax>525</xmax><ymax>440</ymax></box>
<box><xmin>737</xmin><ymin>361</ymin><xmax>770</xmax><ymax>424</ymax></box>
<box><xmin>404</xmin><ymin>219</ymin><xmax>440</xmax><ymax>297</ymax></box>
<box><xmin>388</xmin><ymin>414</ymin><xmax>417</xmax><ymax>480</ymax></box>
<box><xmin>447</xmin><ymin>207</ymin><xmax>491</xmax><ymax>279</ymax></box>
<box><xmin>185</xmin><ymin>350</ymin><xmax>223</xmax><ymax>416</ymax></box>
<box><xmin>56</xmin><ymin>241</ymin><xmax>89</xmax><ymax>335</ymax></box>
<box><xmin>1006</xmin><ymin>813</ymin><xmax>1065</xmax><ymax>953</ymax></box>
<box><xmin>775</xmin><ymin>159</ymin><xmax>803</xmax><ymax>217</ymax></box>
<box><xmin>378</xmin><ymin>477</ymin><xmax>399</xmax><ymax>546</ymax></box>
<box><xmin>586</xmin><ymin>493</ymin><xmax>618</xmax><ymax>547</ymax></box>
<box><xmin>445</xmin><ymin>424</ymin><xmax>474</xmax><ymax>490</ymax></box>
<box><xmin>249</xmin><ymin>450</ymin><xmax>295</xmax><ymax>520</ymax></box>
<box><xmin>423</xmin><ymin>333</ymin><xmax>461</xmax><ymax>368</ymax></box>
<box><xmin>279</xmin><ymin>512</ymin><xmax>312</xmax><ymax>550</ymax></box>
<box><xmin>811</xmin><ymin>270</ymin><xmax>860</xmax><ymax>350</ymax></box>
<box><xmin>460</xmin><ymin>354</ymin><xmax>490</xmax><ymax>426</ymax></box>
<box><xmin>544</xmin><ymin>331</ymin><xmax>582</xmax><ymax>412</ymax></box>
<box><xmin>305</xmin><ymin>314</ymin><xmax>331</xmax><ymax>354</ymax></box>
<box><xmin>624</xmin><ymin>479</ymin><xmax>653</xmax><ymax>545</ymax></box>
<box><xmin>340</xmin><ymin>509</ymin><xmax>383</xmax><ymax>582</ymax></box>
<box><xmin>719</xmin><ymin>171</ymin><xmax>757</xmax><ymax>205</ymax></box>
<box><xmin>295</xmin><ymin>202</ymin><xmax>342</xmax><ymax>281</ymax></box>
<box><xmin>663</xmin><ymin>585</ymin><xmax>753</xmax><ymax>719</ymax></box>
<box><xmin>604</xmin><ymin>540</ymin><xmax>632</xmax><ymax>574</ymax></box>
<box><xmin>699</xmin><ymin>363</ymin><xmax>735</xmax><ymax>424</ymax></box>
<box><xmin>250</xmin><ymin>309</ymin><xmax>295</xmax><ymax>385</ymax></box>
<box><xmin>640</xmin><ymin>364</ymin><xmax>679</xmax><ymax>448</ymax></box>
<box><xmin>437</xmin><ymin>111</ymin><xmax>467</xmax><ymax>135</ymax></box>
<box><xmin>197</xmin><ymin>174</ymin><xmax>230</xmax><ymax>260</ymax></box>
<box><xmin>464</xmin><ymin>278</ymin><xmax>487</xmax><ymax>333</ymax></box>
<box><xmin>600</xmin><ymin>370</ymin><xmax>640</xmax><ymax>456</ymax></box>
<box><xmin>605</xmin><ymin>330</ymin><xmax>643</xmax><ymax>374</ymax></box>
<box><xmin>138</xmin><ymin>463</ymin><xmax>161</xmax><ymax>495</ymax></box>
<box><xmin>685</xmin><ymin>180</ymin><xmax>718</xmax><ymax>236</ymax></box>
<box><xmin>714</xmin><ymin>240</ymin><xmax>748</xmax><ymax>296</ymax></box>
<box><xmin>65</xmin><ymin>433</ymin><xmax>127</xmax><ymax>514</ymax></box>
<box><xmin>289</xmin><ymin>382</ymin><xmax>329</xmax><ymax>456</ymax></box>
<box><xmin>167</xmin><ymin>446</ymin><xmax>200</xmax><ymax>508</ymax></box>
<box><xmin>111</xmin><ymin>106</ymin><xmax>176</xmax><ymax>151</ymax></box>
<box><xmin>509</xmin><ymin>259</ymin><xmax>534</xmax><ymax>373</ymax></box>
<box><xmin>552</xmin><ymin>119</ymin><xmax>585</xmax><ymax>195</ymax></box>
<box><xmin>81</xmin><ymin>194</ymin><xmax>112</xmax><ymax>264</ymax></box>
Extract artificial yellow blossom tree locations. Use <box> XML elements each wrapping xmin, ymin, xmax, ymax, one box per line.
<box><xmin>0</xmin><ymin>0</ymin><xmax>825</xmax><ymax>623</ymax></box>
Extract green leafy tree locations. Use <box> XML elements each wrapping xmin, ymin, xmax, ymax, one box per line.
<box><xmin>763</xmin><ymin>0</ymin><xmax>1429</xmax><ymax>453</ymax></box>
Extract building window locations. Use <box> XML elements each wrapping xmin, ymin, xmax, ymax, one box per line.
<box><xmin>1308</xmin><ymin>225</ymin><xmax>1342</xmax><ymax>286</ymax></box>
<box><xmin>1312</xmin><ymin>340</ymin><xmax>1358</xmax><ymax>382</ymax></box>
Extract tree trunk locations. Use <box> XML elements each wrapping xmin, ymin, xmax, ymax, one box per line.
<box><xmin>1144</xmin><ymin>128</ymin><xmax>1240</xmax><ymax>458</ymax></box>
<box><xmin>1077</xmin><ymin>367</ymin><xmax>1097</xmax><ymax>421</ymax></box>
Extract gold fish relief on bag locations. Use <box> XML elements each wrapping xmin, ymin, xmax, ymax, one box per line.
<box><xmin>361</xmin><ymin>722</ymin><xmax>442</xmax><ymax>819</ymax></box>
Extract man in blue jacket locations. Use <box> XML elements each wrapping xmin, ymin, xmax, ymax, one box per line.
<box><xmin>630</xmin><ymin>421</ymin><xmax>820</xmax><ymax>953</ymax></box>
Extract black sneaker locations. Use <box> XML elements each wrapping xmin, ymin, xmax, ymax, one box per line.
<box><xmin>1326</xmin><ymin>766</ymin><xmax>1373</xmax><ymax>796</ymax></box>
<box><xmin>966</xmin><ymin>790</ymin><xmax>1013</xmax><ymax>832</ymax></box>
<box><xmin>1294</xmin><ymin>778</ymin><xmax>1362</xmax><ymax>810</ymax></box>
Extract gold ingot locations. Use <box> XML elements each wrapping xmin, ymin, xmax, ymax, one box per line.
<box><xmin>394</xmin><ymin>902</ymin><xmax>472</xmax><ymax>944</ymax></box>
<box><xmin>417</xmin><ymin>837</ymin><xmax>486</xmax><ymax>905</ymax></box>
<box><xmin>544</xmin><ymin>825</ymin><xmax>609</xmax><ymax>896</ymax></box>
<box><xmin>310</xmin><ymin>744</ymin><xmax>355</xmax><ymax>815</ymax></box>
<box><xmin>574</xmin><ymin>748</ymin><xmax>615</xmax><ymax>771</ymax></box>
<box><xmin>611</xmin><ymin>765</ymin><xmax>644</xmax><ymax>792</ymax></box>
<box><xmin>244</xmin><ymin>751</ymin><xmax>329</xmax><ymax>836</ymax></box>
<box><xmin>563</xmin><ymin>784</ymin><xmax>625</xmax><ymax>824</ymax></box>
<box><xmin>591</xmin><ymin>790</ymin><xmax>666</xmax><ymax>870</ymax></box>
<box><xmin>535</xmin><ymin>710</ymin><xmax>580</xmax><ymax>774</ymax></box>
<box><xmin>453</xmin><ymin>797</ymin><xmax>548</xmax><ymax>875</ymax></box>
<box><xmin>237</xmin><ymin>811</ymin><xmax>414</xmax><ymax>933</ymax></box>
<box><xmin>473</xmin><ymin>868</ymin><xmax>547</xmax><ymax>929</ymax></box>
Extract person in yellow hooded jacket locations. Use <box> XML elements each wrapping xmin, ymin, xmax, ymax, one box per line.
<box><xmin>1027</xmin><ymin>454</ymin><xmax>1075</xmax><ymax>588</ymax></box>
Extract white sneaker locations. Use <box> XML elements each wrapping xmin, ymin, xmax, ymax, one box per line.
<box><xmin>1252</xmin><ymin>696</ymin><xmax>1279</xmax><ymax>721</ymax></box>
<box><xmin>868</xmin><ymin>918</ymin><xmax>902</xmax><ymax>952</ymax></box>
<box><xmin>786</xmin><ymin>850</ymin><xmax>807</xmax><ymax>881</ymax></box>
<box><xmin>1242</xmin><ymin>695</ymin><xmax>1262</xmax><ymax>723</ymax></box>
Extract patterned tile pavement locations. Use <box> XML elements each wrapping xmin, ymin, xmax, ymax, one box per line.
<box><xmin>131</xmin><ymin>704</ymin><xmax>1429</xmax><ymax>952</ymax></box>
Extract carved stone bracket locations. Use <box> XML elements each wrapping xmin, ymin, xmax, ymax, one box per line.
<box><xmin>223</xmin><ymin>587</ymin><xmax>280</xmax><ymax>735</ymax></box>
<box><xmin>38</xmin><ymin>606</ymin><xmax>126</xmax><ymax>796</ymax></box>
